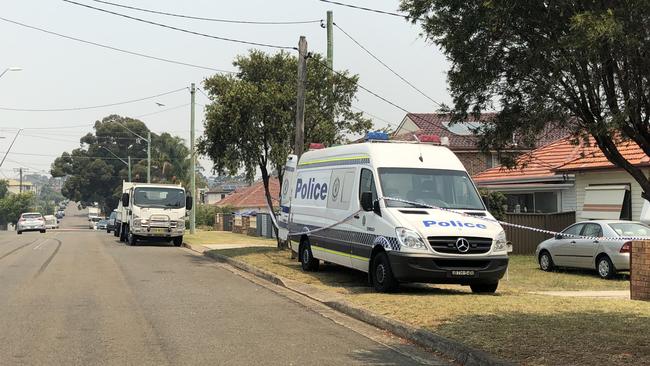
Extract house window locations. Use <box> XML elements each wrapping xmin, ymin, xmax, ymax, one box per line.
<box><xmin>504</xmin><ymin>192</ymin><xmax>558</xmax><ymax>213</ymax></box>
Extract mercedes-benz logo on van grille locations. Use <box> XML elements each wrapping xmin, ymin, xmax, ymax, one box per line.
<box><xmin>455</xmin><ymin>237</ymin><xmax>470</xmax><ymax>253</ymax></box>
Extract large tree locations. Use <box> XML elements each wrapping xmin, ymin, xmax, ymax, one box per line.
<box><xmin>199</xmin><ymin>50</ymin><xmax>371</xmax><ymax>241</ymax></box>
<box><xmin>51</xmin><ymin>115</ymin><xmax>193</xmax><ymax>212</ymax></box>
<box><xmin>401</xmin><ymin>1</ymin><xmax>650</xmax><ymax>198</ymax></box>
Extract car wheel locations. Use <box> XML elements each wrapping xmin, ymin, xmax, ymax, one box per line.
<box><xmin>371</xmin><ymin>252</ymin><xmax>398</xmax><ymax>292</ymax></box>
<box><xmin>17</xmin><ymin>231</ymin><xmax>22</xmax><ymax>235</ymax></box>
<box><xmin>470</xmin><ymin>282</ymin><xmax>499</xmax><ymax>294</ymax></box>
<box><xmin>173</xmin><ymin>236</ymin><xmax>183</xmax><ymax>247</ymax></box>
<box><xmin>596</xmin><ymin>255</ymin><xmax>616</xmax><ymax>279</ymax></box>
<box><xmin>127</xmin><ymin>232</ymin><xmax>137</xmax><ymax>246</ymax></box>
<box><xmin>299</xmin><ymin>239</ymin><xmax>319</xmax><ymax>272</ymax></box>
<box><xmin>40</xmin><ymin>230</ymin><xmax>46</xmax><ymax>234</ymax></box>
<box><xmin>539</xmin><ymin>250</ymin><xmax>554</xmax><ymax>272</ymax></box>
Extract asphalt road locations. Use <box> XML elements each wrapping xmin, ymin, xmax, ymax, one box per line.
<box><xmin>0</xmin><ymin>204</ymin><xmax>448</xmax><ymax>366</ymax></box>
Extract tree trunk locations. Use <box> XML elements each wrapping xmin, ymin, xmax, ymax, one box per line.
<box><xmin>260</xmin><ymin>165</ymin><xmax>283</xmax><ymax>248</ymax></box>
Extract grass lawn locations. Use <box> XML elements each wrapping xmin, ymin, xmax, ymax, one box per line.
<box><xmin>184</xmin><ymin>230</ymin><xmax>275</xmax><ymax>246</ymax></box>
<box><xmin>213</xmin><ymin>247</ymin><xmax>649</xmax><ymax>366</ymax></box>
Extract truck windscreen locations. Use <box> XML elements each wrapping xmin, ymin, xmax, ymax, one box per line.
<box><xmin>133</xmin><ymin>187</ymin><xmax>185</xmax><ymax>208</ymax></box>
<box><xmin>378</xmin><ymin>168</ymin><xmax>485</xmax><ymax>210</ymax></box>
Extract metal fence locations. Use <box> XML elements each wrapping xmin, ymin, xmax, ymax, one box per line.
<box><xmin>256</xmin><ymin>213</ymin><xmax>276</xmax><ymax>239</ymax></box>
<box><xmin>503</xmin><ymin>211</ymin><xmax>576</xmax><ymax>255</ymax></box>
<box><xmin>222</xmin><ymin>214</ymin><xmax>233</xmax><ymax>232</ymax></box>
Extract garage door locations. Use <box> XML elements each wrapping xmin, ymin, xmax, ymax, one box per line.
<box><xmin>582</xmin><ymin>185</ymin><xmax>628</xmax><ymax>219</ymax></box>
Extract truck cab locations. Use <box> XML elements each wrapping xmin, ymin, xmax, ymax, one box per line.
<box><xmin>120</xmin><ymin>183</ymin><xmax>192</xmax><ymax>246</ymax></box>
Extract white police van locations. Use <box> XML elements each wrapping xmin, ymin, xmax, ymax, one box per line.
<box><xmin>278</xmin><ymin>132</ymin><xmax>509</xmax><ymax>293</ymax></box>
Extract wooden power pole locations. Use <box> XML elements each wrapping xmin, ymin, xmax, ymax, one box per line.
<box><xmin>294</xmin><ymin>36</ymin><xmax>308</xmax><ymax>158</ymax></box>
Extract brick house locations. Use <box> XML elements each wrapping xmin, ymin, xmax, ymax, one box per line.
<box><xmin>216</xmin><ymin>178</ymin><xmax>280</xmax><ymax>214</ymax></box>
<box><xmin>393</xmin><ymin>113</ymin><xmax>568</xmax><ymax>175</ymax></box>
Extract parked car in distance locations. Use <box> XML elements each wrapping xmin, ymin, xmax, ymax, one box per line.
<box><xmin>56</xmin><ymin>209</ymin><xmax>65</xmax><ymax>217</ymax></box>
<box><xmin>89</xmin><ymin>216</ymin><xmax>102</xmax><ymax>229</ymax></box>
<box><xmin>536</xmin><ymin>220</ymin><xmax>650</xmax><ymax>279</ymax></box>
<box><xmin>44</xmin><ymin>215</ymin><xmax>59</xmax><ymax>229</ymax></box>
<box><xmin>17</xmin><ymin>212</ymin><xmax>46</xmax><ymax>234</ymax></box>
<box><xmin>107</xmin><ymin>210</ymin><xmax>117</xmax><ymax>233</ymax></box>
<box><xmin>97</xmin><ymin>219</ymin><xmax>109</xmax><ymax>230</ymax></box>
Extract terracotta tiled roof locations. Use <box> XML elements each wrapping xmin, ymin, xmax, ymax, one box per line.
<box><xmin>216</xmin><ymin>178</ymin><xmax>280</xmax><ymax>209</ymax></box>
<box><xmin>473</xmin><ymin>137</ymin><xmax>583</xmax><ymax>183</ymax></box>
<box><xmin>397</xmin><ymin>113</ymin><xmax>569</xmax><ymax>150</ymax></box>
<box><xmin>556</xmin><ymin>138</ymin><xmax>650</xmax><ymax>172</ymax></box>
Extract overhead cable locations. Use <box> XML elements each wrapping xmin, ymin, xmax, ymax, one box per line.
<box><xmin>0</xmin><ymin>17</ymin><xmax>234</xmax><ymax>73</ymax></box>
<box><xmin>0</xmin><ymin>87</ymin><xmax>186</xmax><ymax>112</ymax></box>
<box><xmin>335</xmin><ymin>23</ymin><xmax>442</xmax><ymax>107</ymax></box>
<box><xmin>318</xmin><ymin>0</ymin><xmax>423</xmax><ymax>21</ymax></box>
<box><xmin>62</xmin><ymin>0</ymin><xmax>297</xmax><ymax>50</ymax></box>
<box><xmin>90</xmin><ymin>0</ymin><xmax>322</xmax><ymax>25</ymax></box>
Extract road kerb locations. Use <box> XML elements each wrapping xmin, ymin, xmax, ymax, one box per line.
<box><xmin>183</xmin><ymin>242</ymin><xmax>514</xmax><ymax>366</ymax></box>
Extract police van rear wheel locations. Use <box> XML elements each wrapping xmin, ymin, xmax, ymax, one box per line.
<box><xmin>300</xmin><ymin>240</ymin><xmax>319</xmax><ymax>272</ymax></box>
<box><xmin>372</xmin><ymin>252</ymin><xmax>398</xmax><ymax>293</ymax></box>
<box><xmin>470</xmin><ymin>282</ymin><xmax>498</xmax><ymax>294</ymax></box>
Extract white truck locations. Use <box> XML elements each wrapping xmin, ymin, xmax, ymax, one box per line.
<box><xmin>119</xmin><ymin>182</ymin><xmax>192</xmax><ymax>246</ymax></box>
<box><xmin>279</xmin><ymin>132</ymin><xmax>509</xmax><ymax>293</ymax></box>
<box><xmin>88</xmin><ymin>206</ymin><xmax>100</xmax><ymax>218</ymax></box>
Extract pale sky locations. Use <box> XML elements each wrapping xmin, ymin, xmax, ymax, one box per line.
<box><xmin>0</xmin><ymin>0</ymin><xmax>451</xmax><ymax>180</ymax></box>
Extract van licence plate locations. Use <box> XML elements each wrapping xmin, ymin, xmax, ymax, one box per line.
<box><xmin>451</xmin><ymin>270</ymin><xmax>475</xmax><ymax>277</ymax></box>
<box><xmin>151</xmin><ymin>228</ymin><xmax>166</xmax><ymax>234</ymax></box>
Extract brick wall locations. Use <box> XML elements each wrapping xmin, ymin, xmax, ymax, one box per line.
<box><xmin>631</xmin><ymin>241</ymin><xmax>650</xmax><ymax>301</ymax></box>
<box><xmin>455</xmin><ymin>152</ymin><xmax>490</xmax><ymax>176</ymax></box>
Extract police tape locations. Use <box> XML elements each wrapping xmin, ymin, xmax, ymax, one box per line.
<box><xmin>379</xmin><ymin>196</ymin><xmax>650</xmax><ymax>242</ymax></box>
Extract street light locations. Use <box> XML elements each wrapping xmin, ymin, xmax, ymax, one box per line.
<box><xmin>0</xmin><ymin>67</ymin><xmax>23</xmax><ymax>80</ymax></box>
<box><xmin>100</xmin><ymin>146</ymin><xmax>131</xmax><ymax>181</ymax></box>
<box><xmin>110</xmin><ymin>121</ymin><xmax>151</xmax><ymax>183</ymax></box>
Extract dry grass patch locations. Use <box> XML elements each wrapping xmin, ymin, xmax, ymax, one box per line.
<box><xmin>184</xmin><ymin>230</ymin><xmax>275</xmax><ymax>246</ymax></box>
<box><xmin>214</xmin><ymin>248</ymin><xmax>648</xmax><ymax>365</ymax></box>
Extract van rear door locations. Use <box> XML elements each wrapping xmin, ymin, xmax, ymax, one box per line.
<box><xmin>278</xmin><ymin>154</ymin><xmax>298</xmax><ymax>241</ymax></box>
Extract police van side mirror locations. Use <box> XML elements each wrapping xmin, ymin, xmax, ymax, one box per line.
<box><xmin>186</xmin><ymin>196</ymin><xmax>193</xmax><ymax>210</ymax></box>
<box><xmin>121</xmin><ymin>193</ymin><xmax>129</xmax><ymax>207</ymax></box>
<box><xmin>360</xmin><ymin>192</ymin><xmax>373</xmax><ymax>212</ymax></box>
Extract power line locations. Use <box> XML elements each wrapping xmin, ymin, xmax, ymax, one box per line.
<box><xmin>318</xmin><ymin>0</ymin><xmax>423</xmax><ymax>21</ymax></box>
<box><xmin>334</xmin><ymin>23</ymin><xmax>442</xmax><ymax>108</ymax></box>
<box><xmin>90</xmin><ymin>0</ymin><xmax>322</xmax><ymax>25</ymax></box>
<box><xmin>0</xmin><ymin>87</ymin><xmax>185</xmax><ymax>112</ymax></box>
<box><xmin>62</xmin><ymin>0</ymin><xmax>297</xmax><ymax>50</ymax></box>
<box><xmin>0</xmin><ymin>17</ymin><xmax>234</xmax><ymax>74</ymax></box>
<box><xmin>0</xmin><ymin>150</ymin><xmax>149</xmax><ymax>160</ymax></box>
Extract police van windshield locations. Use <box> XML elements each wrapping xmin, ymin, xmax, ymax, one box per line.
<box><xmin>133</xmin><ymin>187</ymin><xmax>185</xmax><ymax>208</ymax></box>
<box><xmin>378</xmin><ymin>168</ymin><xmax>485</xmax><ymax>210</ymax></box>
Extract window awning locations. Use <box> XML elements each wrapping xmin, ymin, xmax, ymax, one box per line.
<box><xmin>582</xmin><ymin>185</ymin><xmax>628</xmax><ymax>219</ymax></box>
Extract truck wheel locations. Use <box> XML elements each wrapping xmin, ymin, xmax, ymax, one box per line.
<box><xmin>299</xmin><ymin>239</ymin><xmax>319</xmax><ymax>272</ymax></box>
<box><xmin>470</xmin><ymin>282</ymin><xmax>499</xmax><ymax>294</ymax></box>
<box><xmin>173</xmin><ymin>236</ymin><xmax>183</xmax><ymax>247</ymax></box>
<box><xmin>127</xmin><ymin>232</ymin><xmax>137</xmax><ymax>246</ymax></box>
<box><xmin>371</xmin><ymin>252</ymin><xmax>398</xmax><ymax>292</ymax></box>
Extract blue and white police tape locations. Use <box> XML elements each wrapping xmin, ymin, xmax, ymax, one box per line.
<box><xmin>379</xmin><ymin>196</ymin><xmax>650</xmax><ymax>242</ymax></box>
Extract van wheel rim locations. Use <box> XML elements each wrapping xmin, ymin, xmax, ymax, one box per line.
<box><xmin>376</xmin><ymin>264</ymin><xmax>385</xmax><ymax>284</ymax></box>
<box><xmin>598</xmin><ymin>260</ymin><xmax>610</xmax><ymax>277</ymax></box>
<box><xmin>540</xmin><ymin>255</ymin><xmax>549</xmax><ymax>270</ymax></box>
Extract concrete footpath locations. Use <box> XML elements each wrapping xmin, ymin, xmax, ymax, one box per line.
<box><xmin>183</xmin><ymin>242</ymin><xmax>514</xmax><ymax>366</ymax></box>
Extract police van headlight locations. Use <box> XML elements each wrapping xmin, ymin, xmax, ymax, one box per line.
<box><xmin>395</xmin><ymin>227</ymin><xmax>428</xmax><ymax>251</ymax></box>
<box><xmin>493</xmin><ymin>230</ymin><xmax>508</xmax><ymax>252</ymax></box>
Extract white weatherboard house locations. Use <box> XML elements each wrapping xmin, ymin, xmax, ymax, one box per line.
<box><xmin>555</xmin><ymin>139</ymin><xmax>650</xmax><ymax>222</ymax></box>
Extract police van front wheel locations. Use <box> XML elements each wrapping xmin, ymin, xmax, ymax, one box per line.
<box><xmin>470</xmin><ymin>282</ymin><xmax>498</xmax><ymax>294</ymax></box>
<box><xmin>300</xmin><ymin>240</ymin><xmax>319</xmax><ymax>272</ymax></box>
<box><xmin>372</xmin><ymin>252</ymin><xmax>398</xmax><ymax>293</ymax></box>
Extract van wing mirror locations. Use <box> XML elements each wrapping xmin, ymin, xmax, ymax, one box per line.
<box><xmin>360</xmin><ymin>192</ymin><xmax>374</xmax><ymax>212</ymax></box>
<box><xmin>121</xmin><ymin>193</ymin><xmax>129</xmax><ymax>207</ymax></box>
<box><xmin>186</xmin><ymin>196</ymin><xmax>193</xmax><ymax>210</ymax></box>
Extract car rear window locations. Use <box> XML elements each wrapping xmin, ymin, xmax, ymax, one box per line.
<box><xmin>23</xmin><ymin>214</ymin><xmax>42</xmax><ymax>219</ymax></box>
<box><xmin>609</xmin><ymin>223</ymin><xmax>650</xmax><ymax>237</ymax></box>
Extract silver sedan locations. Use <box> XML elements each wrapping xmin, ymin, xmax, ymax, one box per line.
<box><xmin>535</xmin><ymin>220</ymin><xmax>650</xmax><ymax>279</ymax></box>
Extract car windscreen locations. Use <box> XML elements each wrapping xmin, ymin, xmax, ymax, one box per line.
<box><xmin>109</xmin><ymin>212</ymin><xmax>117</xmax><ymax>219</ymax></box>
<box><xmin>133</xmin><ymin>187</ymin><xmax>185</xmax><ymax>208</ymax></box>
<box><xmin>22</xmin><ymin>214</ymin><xmax>42</xmax><ymax>219</ymax></box>
<box><xmin>378</xmin><ymin>168</ymin><xmax>485</xmax><ymax>210</ymax></box>
<box><xmin>608</xmin><ymin>222</ymin><xmax>650</xmax><ymax>237</ymax></box>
